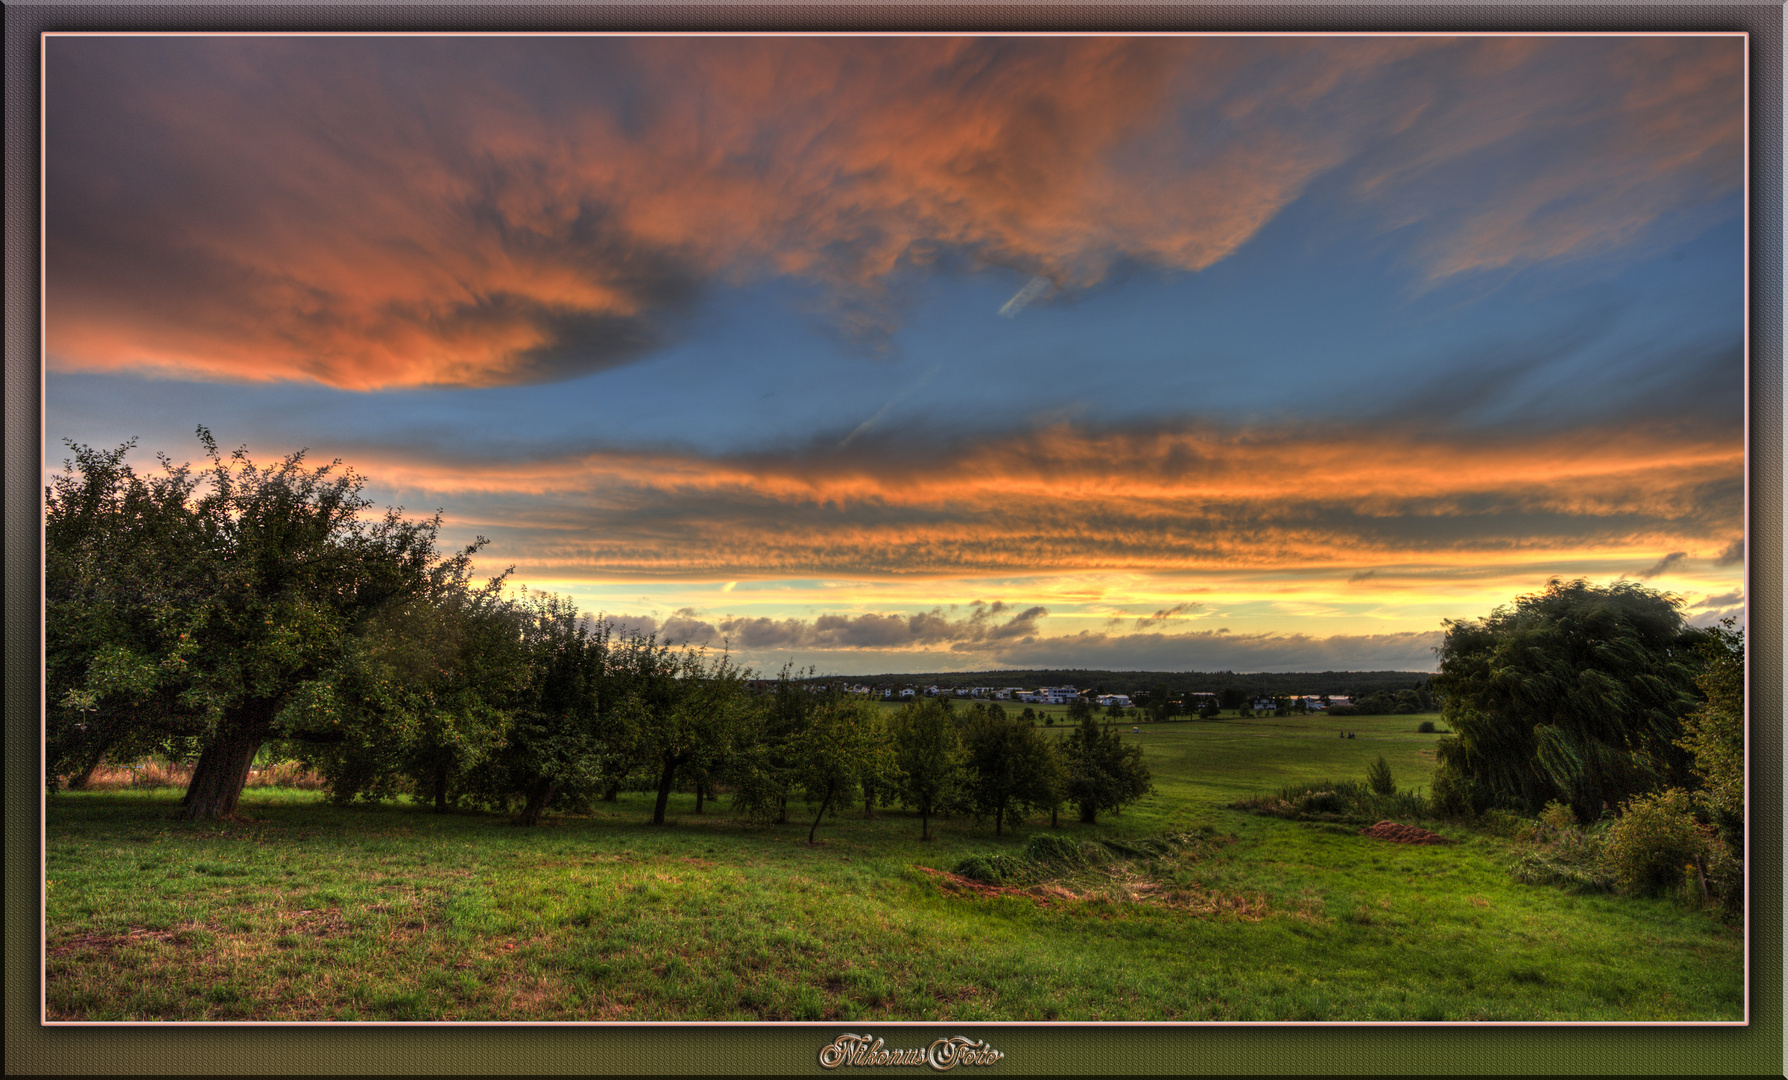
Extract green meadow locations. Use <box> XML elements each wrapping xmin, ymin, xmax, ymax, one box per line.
<box><xmin>44</xmin><ymin>713</ymin><xmax>1741</xmax><ymax>1022</ymax></box>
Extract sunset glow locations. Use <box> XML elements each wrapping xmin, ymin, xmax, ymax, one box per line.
<box><xmin>44</xmin><ymin>33</ymin><xmax>1746</xmax><ymax>674</ymax></box>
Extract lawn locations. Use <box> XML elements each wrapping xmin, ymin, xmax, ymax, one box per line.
<box><xmin>43</xmin><ymin>713</ymin><xmax>1742</xmax><ymax>1021</ymax></box>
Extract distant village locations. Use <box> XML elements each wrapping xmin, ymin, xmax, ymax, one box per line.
<box><xmin>752</xmin><ymin>680</ymin><xmax>1355</xmax><ymax>714</ymax></box>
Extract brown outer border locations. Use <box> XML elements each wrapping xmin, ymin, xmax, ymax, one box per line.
<box><xmin>6</xmin><ymin>7</ymin><xmax>1781</xmax><ymax>1076</ymax></box>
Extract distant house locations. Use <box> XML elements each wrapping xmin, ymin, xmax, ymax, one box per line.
<box><xmin>899</xmin><ymin>688</ymin><xmax>916</xmax><ymax>699</ymax></box>
<box><xmin>1097</xmin><ymin>694</ymin><xmax>1133</xmax><ymax>708</ymax></box>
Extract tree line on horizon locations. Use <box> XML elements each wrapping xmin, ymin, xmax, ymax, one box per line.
<box><xmin>45</xmin><ymin>432</ymin><xmax>1151</xmax><ymax>836</ymax></box>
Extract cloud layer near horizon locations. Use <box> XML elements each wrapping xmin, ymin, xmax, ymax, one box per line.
<box><xmin>339</xmin><ymin>416</ymin><xmax>1741</xmax><ymax>581</ymax></box>
<box><xmin>47</xmin><ymin>35</ymin><xmax>1741</xmax><ymax>390</ymax></box>
<box><xmin>602</xmin><ymin>606</ymin><xmax>1447</xmax><ymax>674</ymax></box>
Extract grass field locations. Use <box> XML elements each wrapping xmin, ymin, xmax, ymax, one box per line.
<box><xmin>43</xmin><ymin>712</ymin><xmax>1742</xmax><ymax>1021</ymax></box>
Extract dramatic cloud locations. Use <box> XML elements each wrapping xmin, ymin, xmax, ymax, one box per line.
<box><xmin>597</xmin><ymin>604</ymin><xmax>1442</xmax><ymax>673</ymax></box>
<box><xmin>708</xmin><ymin>603</ymin><xmax>1050</xmax><ymax>651</ymax></box>
<box><xmin>46</xmin><ymin>35</ymin><xmax>1741</xmax><ymax>389</ymax></box>
<box><xmin>1133</xmin><ymin>602</ymin><xmax>1199</xmax><ymax>630</ymax></box>
<box><xmin>1713</xmin><ymin>538</ymin><xmax>1744</xmax><ymax>565</ymax></box>
<box><xmin>1636</xmin><ymin>550</ymin><xmax>1689</xmax><ymax>578</ymax></box>
<box><xmin>985</xmin><ymin>628</ymin><xmax>1446</xmax><ymax>674</ymax></box>
<box><xmin>350</xmin><ymin>417</ymin><xmax>1742</xmax><ymax>581</ymax></box>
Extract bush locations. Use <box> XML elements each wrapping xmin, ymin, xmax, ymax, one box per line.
<box><xmin>1366</xmin><ymin>756</ymin><xmax>1394</xmax><ymax>795</ymax></box>
<box><xmin>1428</xmin><ymin>752</ymin><xmax>1484</xmax><ymax>818</ymax></box>
<box><xmin>1507</xmin><ymin>803</ymin><xmax>1614</xmax><ymax>892</ymax></box>
<box><xmin>1417</xmin><ymin>720</ymin><xmax>1436</xmax><ymax>733</ymax></box>
<box><xmin>1232</xmin><ymin>780</ymin><xmax>1427</xmax><ymax>823</ymax></box>
<box><xmin>1600</xmin><ymin>788</ymin><xmax>1709</xmax><ymax>897</ymax></box>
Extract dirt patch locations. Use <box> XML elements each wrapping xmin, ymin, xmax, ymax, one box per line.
<box><xmin>1359</xmin><ymin>820</ymin><xmax>1452</xmax><ymax>845</ymax></box>
<box><xmin>49</xmin><ymin>927</ymin><xmax>181</xmax><ymax>955</ymax></box>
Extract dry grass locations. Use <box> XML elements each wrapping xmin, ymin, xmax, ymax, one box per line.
<box><xmin>70</xmin><ymin>759</ymin><xmax>326</xmax><ymax>792</ymax></box>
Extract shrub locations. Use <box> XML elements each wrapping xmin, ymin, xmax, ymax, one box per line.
<box><xmin>1600</xmin><ymin>788</ymin><xmax>1709</xmax><ymax>897</ymax></box>
<box><xmin>1428</xmin><ymin>752</ymin><xmax>1484</xmax><ymax>818</ymax></box>
<box><xmin>1417</xmin><ymin>720</ymin><xmax>1436</xmax><ymax>734</ymax></box>
<box><xmin>1366</xmin><ymin>756</ymin><xmax>1394</xmax><ymax>795</ymax></box>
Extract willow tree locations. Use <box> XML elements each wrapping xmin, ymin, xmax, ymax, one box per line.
<box><xmin>1430</xmin><ymin>578</ymin><xmax>1705</xmax><ymax>821</ymax></box>
<box><xmin>47</xmin><ymin>430</ymin><xmax>470</xmax><ymax>819</ymax></box>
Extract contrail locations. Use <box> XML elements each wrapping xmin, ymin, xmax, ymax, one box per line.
<box><xmin>840</xmin><ymin>365</ymin><xmax>942</xmax><ymax>447</ymax></box>
<box><xmin>998</xmin><ymin>275</ymin><xmax>1052</xmax><ymax>317</ymax></box>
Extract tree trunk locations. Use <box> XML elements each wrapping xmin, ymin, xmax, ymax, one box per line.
<box><xmin>1079</xmin><ymin>803</ymin><xmax>1097</xmax><ymax>824</ymax></box>
<box><xmin>67</xmin><ymin>755</ymin><xmax>104</xmax><ymax>792</ymax></box>
<box><xmin>1051</xmin><ymin>805</ymin><xmax>1059</xmax><ymax>829</ymax></box>
<box><xmin>863</xmin><ymin>781</ymin><xmax>876</xmax><ymax>820</ymax></box>
<box><xmin>920</xmin><ymin>803</ymin><xmax>931</xmax><ymax>841</ymax></box>
<box><xmin>517</xmin><ymin>777</ymin><xmax>557</xmax><ymax>826</ymax></box>
<box><xmin>808</xmin><ymin>784</ymin><xmax>834</xmax><ymax>845</ymax></box>
<box><xmin>432</xmin><ymin>762</ymin><xmax>449</xmax><ymax>813</ymax></box>
<box><xmin>179</xmin><ymin>718</ymin><xmax>267</xmax><ymax>820</ymax></box>
<box><xmin>776</xmin><ymin>794</ymin><xmax>789</xmax><ymax>825</ymax></box>
<box><xmin>651</xmin><ymin>756</ymin><xmax>681</xmax><ymax>825</ymax></box>
<box><xmin>995</xmin><ymin>803</ymin><xmax>1004</xmax><ymax>837</ymax></box>
<box><xmin>602</xmin><ymin>782</ymin><xmax>619</xmax><ymax>803</ymax></box>
<box><xmin>693</xmin><ymin>782</ymin><xmax>705</xmax><ymax>815</ymax></box>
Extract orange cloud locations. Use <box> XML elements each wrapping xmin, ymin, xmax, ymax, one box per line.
<box><xmin>46</xmin><ymin>35</ymin><xmax>1741</xmax><ymax>388</ymax></box>
<box><xmin>339</xmin><ymin>418</ymin><xmax>1740</xmax><ymax>580</ymax></box>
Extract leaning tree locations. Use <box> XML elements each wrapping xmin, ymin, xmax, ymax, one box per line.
<box><xmin>1430</xmin><ymin>578</ymin><xmax>1706</xmax><ymax>821</ymax></box>
<box><xmin>47</xmin><ymin>429</ymin><xmax>477</xmax><ymax>819</ymax></box>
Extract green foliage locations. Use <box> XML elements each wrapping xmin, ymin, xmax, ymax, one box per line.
<box><xmin>888</xmin><ymin>696</ymin><xmax>965</xmax><ymax>840</ymax></box>
<box><xmin>1417</xmin><ymin>720</ymin><xmax>1436</xmax><ymax>734</ymax></box>
<box><xmin>1366</xmin><ymin>755</ymin><xmax>1394</xmax><ymax>795</ymax></box>
<box><xmin>1059</xmin><ymin>713</ymin><xmax>1153</xmax><ymax>824</ymax></box>
<box><xmin>1232</xmin><ymin>779</ymin><xmax>1428</xmax><ymax>824</ymax></box>
<box><xmin>45</xmin><ymin>430</ymin><xmax>470</xmax><ymax>817</ymax></box>
<box><xmin>728</xmin><ymin>665</ymin><xmax>817</xmax><ymax>825</ymax></box>
<box><xmin>1599</xmin><ymin>788</ymin><xmax>1708</xmax><ymax>897</ymax></box>
<box><xmin>792</xmin><ymin>692</ymin><xmax>889</xmax><ymax>843</ymax></box>
<box><xmin>1505</xmin><ymin>800</ymin><xmax>1615</xmax><ymax>891</ymax></box>
<box><xmin>961</xmin><ymin>702</ymin><xmax>1061</xmax><ymax>835</ymax></box>
<box><xmin>1674</xmin><ymin>618</ymin><xmax>1742</xmax><ymax>917</ymax></box>
<box><xmin>1431</xmin><ymin>579</ymin><xmax>1703</xmax><ymax>821</ymax></box>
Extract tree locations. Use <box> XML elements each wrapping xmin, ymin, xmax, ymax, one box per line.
<box><xmin>1059</xmin><ymin>712</ymin><xmax>1153</xmax><ymax>824</ymax></box>
<box><xmin>889</xmin><ymin>696</ymin><xmax>965</xmax><ymax>840</ymax></box>
<box><xmin>730</xmin><ymin>665</ymin><xmax>818</xmax><ymax>825</ymax></box>
<box><xmin>1676</xmin><ymin>618</ymin><xmax>1743</xmax><ymax>912</ymax></box>
<box><xmin>1366</xmin><ymin>755</ymin><xmax>1394</xmax><ymax>795</ymax></box>
<box><xmin>47</xmin><ymin>431</ymin><xmax>469</xmax><ymax>819</ymax></box>
<box><xmin>628</xmin><ymin>640</ymin><xmax>751</xmax><ymax>826</ymax></box>
<box><xmin>1146</xmin><ymin>684</ymin><xmax>1176</xmax><ymax>724</ymax></box>
<box><xmin>459</xmin><ymin>592</ymin><xmax>651</xmax><ymax>826</ymax></box>
<box><xmin>792</xmin><ymin>691</ymin><xmax>888</xmax><ymax>843</ymax></box>
<box><xmin>302</xmin><ymin>575</ymin><xmax>525</xmax><ymax>812</ymax></box>
<box><xmin>961</xmin><ymin>703</ymin><xmax>1060</xmax><ymax>836</ymax></box>
<box><xmin>1430</xmin><ymin>578</ymin><xmax>1704</xmax><ymax>821</ymax></box>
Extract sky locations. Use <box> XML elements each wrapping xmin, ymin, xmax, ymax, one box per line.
<box><xmin>42</xmin><ymin>34</ymin><xmax>1747</xmax><ymax>676</ymax></box>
